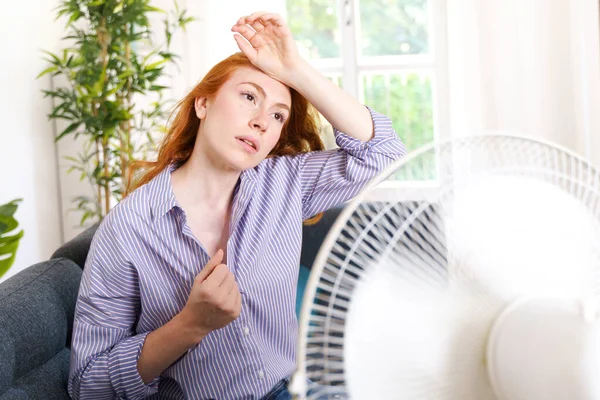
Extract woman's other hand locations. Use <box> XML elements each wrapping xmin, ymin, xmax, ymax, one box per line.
<box><xmin>178</xmin><ymin>249</ymin><xmax>242</xmax><ymax>341</ymax></box>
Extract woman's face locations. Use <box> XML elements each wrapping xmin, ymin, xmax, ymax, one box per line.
<box><xmin>194</xmin><ymin>66</ymin><xmax>292</xmax><ymax>172</ymax></box>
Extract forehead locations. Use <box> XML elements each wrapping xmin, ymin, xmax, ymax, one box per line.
<box><xmin>225</xmin><ymin>66</ymin><xmax>291</xmax><ymax>106</ymax></box>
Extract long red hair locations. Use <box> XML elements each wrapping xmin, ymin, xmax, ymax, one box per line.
<box><xmin>128</xmin><ymin>52</ymin><xmax>325</xmax><ymax>224</ymax></box>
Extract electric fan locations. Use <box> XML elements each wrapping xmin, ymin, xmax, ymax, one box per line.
<box><xmin>289</xmin><ymin>134</ymin><xmax>600</xmax><ymax>400</ymax></box>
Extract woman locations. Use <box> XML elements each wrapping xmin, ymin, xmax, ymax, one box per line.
<box><xmin>68</xmin><ymin>12</ymin><xmax>406</xmax><ymax>400</ymax></box>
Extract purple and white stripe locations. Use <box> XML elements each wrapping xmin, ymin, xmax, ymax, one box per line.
<box><xmin>68</xmin><ymin>108</ymin><xmax>406</xmax><ymax>399</ymax></box>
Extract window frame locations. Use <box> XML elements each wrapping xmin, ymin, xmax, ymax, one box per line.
<box><xmin>290</xmin><ymin>0</ymin><xmax>450</xmax><ymax>199</ymax></box>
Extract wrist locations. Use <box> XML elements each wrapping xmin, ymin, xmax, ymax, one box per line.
<box><xmin>284</xmin><ymin>58</ymin><xmax>314</xmax><ymax>91</ymax></box>
<box><xmin>172</xmin><ymin>310</ymin><xmax>208</xmax><ymax>346</ymax></box>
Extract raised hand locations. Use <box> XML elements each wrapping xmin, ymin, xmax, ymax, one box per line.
<box><xmin>231</xmin><ymin>12</ymin><xmax>302</xmax><ymax>84</ymax></box>
<box><xmin>178</xmin><ymin>249</ymin><xmax>241</xmax><ymax>339</ymax></box>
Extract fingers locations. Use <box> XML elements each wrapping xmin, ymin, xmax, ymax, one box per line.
<box><xmin>223</xmin><ymin>284</ymin><xmax>242</xmax><ymax>317</ymax></box>
<box><xmin>197</xmin><ymin>249</ymin><xmax>224</xmax><ymax>283</ymax></box>
<box><xmin>231</xmin><ymin>24</ymin><xmax>257</xmax><ymax>44</ymax></box>
<box><xmin>234</xmin><ymin>12</ymin><xmax>285</xmax><ymax>32</ymax></box>
<box><xmin>233</xmin><ymin>34</ymin><xmax>257</xmax><ymax>62</ymax></box>
<box><xmin>250</xmin><ymin>19</ymin><xmax>265</xmax><ymax>33</ymax></box>
<box><xmin>220</xmin><ymin>270</ymin><xmax>236</xmax><ymax>294</ymax></box>
<box><xmin>231</xmin><ymin>12</ymin><xmax>289</xmax><ymax>56</ymax></box>
<box><xmin>203</xmin><ymin>263</ymin><xmax>230</xmax><ymax>289</ymax></box>
<box><xmin>230</xmin><ymin>280</ymin><xmax>239</xmax><ymax>297</ymax></box>
<box><xmin>235</xmin><ymin>287</ymin><xmax>242</xmax><ymax>312</ymax></box>
<box><xmin>244</xmin><ymin>12</ymin><xmax>285</xmax><ymax>28</ymax></box>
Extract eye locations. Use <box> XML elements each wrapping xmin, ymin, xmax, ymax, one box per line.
<box><xmin>273</xmin><ymin>112</ymin><xmax>287</xmax><ymax>123</ymax></box>
<box><xmin>242</xmin><ymin>91</ymin><xmax>256</xmax><ymax>102</ymax></box>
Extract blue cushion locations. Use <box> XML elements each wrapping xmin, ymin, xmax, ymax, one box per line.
<box><xmin>296</xmin><ymin>264</ymin><xmax>311</xmax><ymax>316</ymax></box>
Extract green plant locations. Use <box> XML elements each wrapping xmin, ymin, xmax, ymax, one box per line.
<box><xmin>39</xmin><ymin>0</ymin><xmax>194</xmax><ymax>225</ymax></box>
<box><xmin>0</xmin><ymin>199</ymin><xmax>24</xmax><ymax>278</ymax></box>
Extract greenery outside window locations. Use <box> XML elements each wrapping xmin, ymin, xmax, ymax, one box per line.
<box><xmin>286</xmin><ymin>0</ymin><xmax>449</xmax><ymax>182</ymax></box>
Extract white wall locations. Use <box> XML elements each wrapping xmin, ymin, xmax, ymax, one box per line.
<box><xmin>446</xmin><ymin>0</ymin><xmax>600</xmax><ymax>167</ymax></box>
<box><xmin>577</xmin><ymin>0</ymin><xmax>600</xmax><ymax>168</ymax></box>
<box><xmin>149</xmin><ymin>0</ymin><xmax>287</xmax><ymax>99</ymax></box>
<box><xmin>187</xmin><ymin>0</ymin><xmax>287</xmax><ymax>79</ymax></box>
<box><xmin>0</xmin><ymin>0</ymin><xmax>64</xmax><ymax>282</ymax></box>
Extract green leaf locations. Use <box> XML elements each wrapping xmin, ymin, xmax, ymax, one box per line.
<box><xmin>143</xmin><ymin>5</ymin><xmax>165</xmax><ymax>13</ymax></box>
<box><xmin>0</xmin><ymin>230</ymin><xmax>24</xmax><ymax>249</ymax></box>
<box><xmin>0</xmin><ymin>235</ymin><xmax>22</xmax><ymax>277</ymax></box>
<box><xmin>67</xmin><ymin>10</ymin><xmax>82</xmax><ymax>27</ymax></box>
<box><xmin>0</xmin><ymin>204</ymin><xmax>17</xmax><ymax>219</ymax></box>
<box><xmin>41</xmin><ymin>50</ymin><xmax>62</xmax><ymax>66</ymax></box>
<box><xmin>117</xmin><ymin>70</ymin><xmax>135</xmax><ymax>79</ymax></box>
<box><xmin>179</xmin><ymin>16</ymin><xmax>196</xmax><ymax>30</ymax></box>
<box><xmin>56</xmin><ymin>121</ymin><xmax>82</xmax><ymax>141</ymax></box>
<box><xmin>80</xmin><ymin>210</ymin><xmax>93</xmax><ymax>225</ymax></box>
<box><xmin>37</xmin><ymin>66</ymin><xmax>58</xmax><ymax>79</ymax></box>
<box><xmin>0</xmin><ymin>252</ymin><xmax>18</xmax><ymax>278</ymax></box>
<box><xmin>145</xmin><ymin>59</ymin><xmax>168</xmax><ymax>71</ymax></box>
<box><xmin>0</xmin><ymin>198</ymin><xmax>23</xmax><ymax>278</ymax></box>
<box><xmin>63</xmin><ymin>155</ymin><xmax>80</xmax><ymax>163</ymax></box>
<box><xmin>0</xmin><ymin>199</ymin><xmax>22</xmax><ymax>218</ymax></box>
<box><xmin>0</xmin><ymin>216</ymin><xmax>18</xmax><ymax>235</ymax></box>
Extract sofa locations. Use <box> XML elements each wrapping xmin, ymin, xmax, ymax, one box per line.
<box><xmin>0</xmin><ymin>206</ymin><xmax>344</xmax><ymax>399</ymax></box>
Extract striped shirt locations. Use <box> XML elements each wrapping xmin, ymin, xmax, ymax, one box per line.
<box><xmin>68</xmin><ymin>108</ymin><xmax>406</xmax><ymax>399</ymax></box>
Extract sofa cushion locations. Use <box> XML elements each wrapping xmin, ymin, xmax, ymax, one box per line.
<box><xmin>0</xmin><ymin>258</ymin><xmax>82</xmax><ymax>397</ymax></box>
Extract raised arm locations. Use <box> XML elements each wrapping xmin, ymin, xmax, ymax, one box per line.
<box><xmin>295</xmin><ymin>108</ymin><xmax>406</xmax><ymax>219</ymax></box>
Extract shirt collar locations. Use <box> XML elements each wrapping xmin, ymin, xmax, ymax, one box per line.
<box><xmin>148</xmin><ymin>164</ymin><xmax>179</xmax><ymax>222</ymax></box>
<box><xmin>147</xmin><ymin>163</ymin><xmax>259</xmax><ymax>222</ymax></box>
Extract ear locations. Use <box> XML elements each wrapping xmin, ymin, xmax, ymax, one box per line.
<box><xmin>194</xmin><ymin>97</ymin><xmax>208</xmax><ymax>119</ymax></box>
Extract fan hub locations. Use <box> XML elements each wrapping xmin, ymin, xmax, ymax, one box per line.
<box><xmin>487</xmin><ymin>296</ymin><xmax>600</xmax><ymax>400</ymax></box>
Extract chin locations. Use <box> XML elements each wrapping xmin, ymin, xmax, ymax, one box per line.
<box><xmin>223</xmin><ymin>153</ymin><xmax>263</xmax><ymax>172</ymax></box>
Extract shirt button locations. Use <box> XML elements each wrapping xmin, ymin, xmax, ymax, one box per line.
<box><xmin>258</xmin><ymin>370</ymin><xmax>264</xmax><ymax>379</ymax></box>
<box><xmin>244</xmin><ymin>327</ymin><xmax>250</xmax><ymax>335</ymax></box>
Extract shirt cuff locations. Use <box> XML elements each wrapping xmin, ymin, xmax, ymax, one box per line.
<box><xmin>333</xmin><ymin>106</ymin><xmax>406</xmax><ymax>159</ymax></box>
<box><xmin>107</xmin><ymin>332</ymin><xmax>160</xmax><ymax>399</ymax></box>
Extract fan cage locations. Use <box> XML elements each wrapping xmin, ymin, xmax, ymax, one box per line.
<box><xmin>295</xmin><ymin>135</ymin><xmax>600</xmax><ymax>399</ymax></box>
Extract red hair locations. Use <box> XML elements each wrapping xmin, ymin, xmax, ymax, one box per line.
<box><xmin>127</xmin><ymin>52</ymin><xmax>325</xmax><ymax>224</ymax></box>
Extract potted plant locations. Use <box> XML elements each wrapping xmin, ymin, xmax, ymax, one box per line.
<box><xmin>39</xmin><ymin>0</ymin><xmax>194</xmax><ymax>225</ymax></box>
<box><xmin>0</xmin><ymin>199</ymin><xmax>24</xmax><ymax>278</ymax></box>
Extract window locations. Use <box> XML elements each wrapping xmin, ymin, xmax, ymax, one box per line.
<box><xmin>286</xmin><ymin>0</ymin><xmax>448</xmax><ymax>183</ymax></box>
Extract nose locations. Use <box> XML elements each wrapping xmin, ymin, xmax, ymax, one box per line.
<box><xmin>249</xmin><ymin>111</ymin><xmax>269</xmax><ymax>133</ymax></box>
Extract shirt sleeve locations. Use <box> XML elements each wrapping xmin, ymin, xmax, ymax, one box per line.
<box><xmin>68</xmin><ymin>213</ymin><xmax>160</xmax><ymax>400</ymax></box>
<box><xmin>298</xmin><ymin>107</ymin><xmax>407</xmax><ymax>219</ymax></box>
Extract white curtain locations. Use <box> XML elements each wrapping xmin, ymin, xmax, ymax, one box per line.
<box><xmin>445</xmin><ymin>0</ymin><xmax>600</xmax><ymax>167</ymax></box>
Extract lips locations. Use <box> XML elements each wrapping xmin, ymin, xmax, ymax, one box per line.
<box><xmin>235</xmin><ymin>136</ymin><xmax>260</xmax><ymax>153</ymax></box>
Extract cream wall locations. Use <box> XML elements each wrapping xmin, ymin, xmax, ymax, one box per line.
<box><xmin>446</xmin><ymin>0</ymin><xmax>600</xmax><ymax>166</ymax></box>
<box><xmin>0</xmin><ymin>0</ymin><xmax>64</xmax><ymax>282</ymax></box>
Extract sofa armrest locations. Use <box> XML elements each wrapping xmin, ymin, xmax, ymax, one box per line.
<box><xmin>51</xmin><ymin>222</ymin><xmax>100</xmax><ymax>269</ymax></box>
<box><xmin>0</xmin><ymin>258</ymin><xmax>82</xmax><ymax>395</ymax></box>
